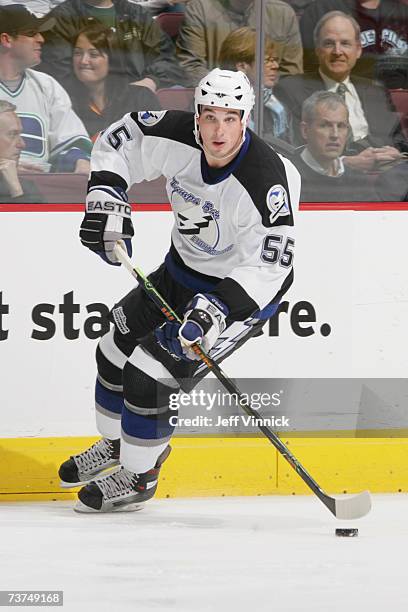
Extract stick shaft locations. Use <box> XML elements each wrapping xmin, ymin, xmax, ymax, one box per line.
<box><xmin>113</xmin><ymin>244</ymin><xmax>352</xmax><ymax>517</ymax></box>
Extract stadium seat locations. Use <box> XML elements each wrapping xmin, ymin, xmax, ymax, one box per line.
<box><xmin>389</xmin><ymin>89</ymin><xmax>408</xmax><ymax>138</ymax></box>
<box><xmin>156</xmin><ymin>12</ymin><xmax>185</xmax><ymax>39</ymax></box>
<box><xmin>157</xmin><ymin>87</ymin><xmax>195</xmax><ymax>111</ymax></box>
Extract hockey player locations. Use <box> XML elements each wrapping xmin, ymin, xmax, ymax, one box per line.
<box><xmin>59</xmin><ymin>68</ymin><xmax>301</xmax><ymax>513</ymax></box>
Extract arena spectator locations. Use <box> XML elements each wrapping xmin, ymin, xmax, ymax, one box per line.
<box><xmin>300</xmin><ymin>0</ymin><xmax>408</xmax><ymax>86</ymax></box>
<box><xmin>276</xmin><ymin>11</ymin><xmax>407</xmax><ymax>173</ymax></box>
<box><xmin>219</xmin><ymin>27</ymin><xmax>293</xmax><ymax>145</ymax></box>
<box><xmin>176</xmin><ymin>0</ymin><xmax>303</xmax><ymax>86</ymax></box>
<box><xmin>0</xmin><ymin>100</ymin><xmax>43</xmax><ymax>202</ymax></box>
<box><xmin>65</xmin><ymin>23</ymin><xmax>162</xmax><ymax>140</ymax></box>
<box><xmin>39</xmin><ymin>0</ymin><xmax>186</xmax><ymax>90</ymax></box>
<box><xmin>0</xmin><ymin>4</ymin><xmax>92</xmax><ymax>173</ymax></box>
<box><xmin>0</xmin><ymin>1</ymin><xmax>65</xmax><ymax>16</ymax></box>
<box><xmin>291</xmin><ymin>91</ymin><xmax>377</xmax><ymax>200</ymax></box>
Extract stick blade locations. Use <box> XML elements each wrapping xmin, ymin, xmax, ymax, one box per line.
<box><xmin>334</xmin><ymin>490</ymin><xmax>372</xmax><ymax>520</ymax></box>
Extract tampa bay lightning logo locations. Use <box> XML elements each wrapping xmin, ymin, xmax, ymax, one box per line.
<box><xmin>170</xmin><ymin>178</ymin><xmax>233</xmax><ymax>256</ymax></box>
<box><xmin>266</xmin><ymin>184</ymin><xmax>289</xmax><ymax>223</ymax></box>
<box><xmin>138</xmin><ymin>110</ymin><xmax>167</xmax><ymax>126</ymax></box>
<box><xmin>177</xmin><ymin>211</ymin><xmax>213</xmax><ymax>235</ymax></box>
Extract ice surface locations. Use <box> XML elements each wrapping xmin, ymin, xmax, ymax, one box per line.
<box><xmin>0</xmin><ymin>494</ymin><xmax>406</xmax><ymax>612</ymax></box>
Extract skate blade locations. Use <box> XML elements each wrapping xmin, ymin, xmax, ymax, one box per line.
<box><xmin>74</xmin><ymin>500</ymin><xmax>146</xmax><ymax>514</ymax></box>
<box><xmin>60</xmin><ymin>480</ymin><xmax>88</xmax><ymax>489</ymax></box>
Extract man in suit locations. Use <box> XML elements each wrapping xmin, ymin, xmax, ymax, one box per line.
<box><xmin>276</xmin><ymin>10</ymin><xmax>407</xmax><ymax>172</ymax></box>
<box><xmin>299</xmin><ymin>0</ymin><xmax>408</xmax><ymax>86</ymax></box>
<box><xmin>290</xmin><ymin>90</ymin><xmax>378</xmax><ymax>201</ymax></box>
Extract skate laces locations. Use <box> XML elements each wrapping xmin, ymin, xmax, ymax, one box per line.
<box><xmin>75</xmin><ymin>438</ymin><xmax>115</xmax><ymax>472</ymax></box>
<box><xmin>96</xmin><ymin>467</ymin><xmax>137</xmax><ymax>500</ymax></box>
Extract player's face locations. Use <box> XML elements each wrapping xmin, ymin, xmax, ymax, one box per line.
<box><xmin>316</xmin><ymin>17</ymin><xmax>362</xmax><ymax>82</ymax></box>
<box><xmin>301</xmin><ymin>103</ymin><xmax>349</xmax><ymax>164</ymax></box>
<box><xmin>73</xmin><ymin>34</ymin><xmax>109</xmax><ymax>85</ymax></box>
<box><xmin>0</xmin><ymin>112</ymin><xmax>25</xmax><ymax>161</ymax></box>
<box><xmin>197</xmin><ymin>106</ymin><xmax>243</xmax><ymax>167</ymax></box>
<box><xmin>9</xmin><ymin>31</ymin><xmax>44</xmax><ymax>69</ymax></box>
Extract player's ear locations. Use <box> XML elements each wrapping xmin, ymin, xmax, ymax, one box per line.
<box><xmin>300</xmin><ymin>121</ymin><xmax>308</xmax><ymax>142</ymax></box>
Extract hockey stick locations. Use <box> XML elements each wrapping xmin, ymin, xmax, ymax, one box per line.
<box><xmin>113</xmin><ymin>243</ymin><xmax>371</xmax><ymax>520</ymax></box>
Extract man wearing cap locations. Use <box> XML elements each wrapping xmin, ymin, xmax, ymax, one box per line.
<box><xmin>0</xmin><ymin>4</ymin><xmax>92</xmax><ymax>172</ymax></box>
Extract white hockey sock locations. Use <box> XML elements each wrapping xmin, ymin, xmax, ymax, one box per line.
<box><xmin>120</xmin><ymin>433</ymin><xmax>169</xmax><ymax>474</ymax></box>
<box><xmin>96</xmin><ymin>409</ymin><xmax>121</xmax><ymax>440</ymax></box>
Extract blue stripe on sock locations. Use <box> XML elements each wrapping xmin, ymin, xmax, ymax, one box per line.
<box><xmin>122</xmin><ymin>406</ymin><xmax>177</xmax><ymax>440</ymax></box>
<box><xmin>95</xmin><ymin>379</ymin><xmax>123</xmax><ymax>415</ymax></box>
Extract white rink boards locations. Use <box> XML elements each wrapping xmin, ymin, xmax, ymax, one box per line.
<box><xmin>1</xmin><ymin>210</ymin><xmax>408</xmax><ymax>437</ymax></box>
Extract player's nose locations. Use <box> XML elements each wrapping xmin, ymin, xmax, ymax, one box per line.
<box><xmin>214</xmin><ymin>122</ymin><xmax>224</xmax><ymax>136</ymax></box>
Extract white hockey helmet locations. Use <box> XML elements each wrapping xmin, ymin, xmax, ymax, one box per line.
<box><xmin>194</xmin><ymin>68</ymin><xmax>255</xmax><ymax>146</ymax></box>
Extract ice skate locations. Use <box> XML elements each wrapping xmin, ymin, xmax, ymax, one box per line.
<box><xmin>74</xmin><ymin>445</ymin><xmax>171</xmax><ymax>513</ymax></box>
<box><xmin>59</xmin><ymin>438</ymin><xmax>120</xmax><ymax>488</ymax></box>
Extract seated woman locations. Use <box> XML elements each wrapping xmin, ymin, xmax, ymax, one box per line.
<box><xmin>66</xmin><ymin>23</ymin><xmax>162</xmax><ymax>141</ymax></box>
<box><xmin>218</xmin><ymin>27</ymin><xmax>293</xmax><ymax>146</ymax></box>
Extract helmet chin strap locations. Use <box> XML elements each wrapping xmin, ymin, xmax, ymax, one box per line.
<box><xmin>201</xmin><ymin>140</ymin><xmax>244</xmax><ymax>163</ymax></box>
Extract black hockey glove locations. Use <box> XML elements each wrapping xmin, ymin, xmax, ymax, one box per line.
<box><xmin>80</xmin><ymin>188</ymin><xmax>134</xmax><ymax>266</ymax></box>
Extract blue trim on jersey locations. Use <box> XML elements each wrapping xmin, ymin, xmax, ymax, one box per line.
<box><xmin>122</xmin><ymin>406</ymin><xmax>176</xmax><ymax>440</ymax></box>
<box><xmin>0</xmin><ymin>74</ymin><xmax>25</xmax><ymax>97</ymax></box>
<box><xmin>200</xmin><ymin>131</ymin><xmax>251</xmax><ymax>185</ymax></box>
<box><xmin>255</xmin><ymin>301</ymin><xmax>280</xmax><ymax>320</ymax></box>
<box><xmin>95</xmin><ymin>380</ymin><xmax>123</xmax><ymax>415</ymax></box>
<box><xmin>165</xmin><ymin>251</ymin><xmax>217</xmax><ymax>293</ymax></box>
<box><xmin>166</xmin><ymin>249</ymin><xmax>280</xmax><ymax>320</ymax></box>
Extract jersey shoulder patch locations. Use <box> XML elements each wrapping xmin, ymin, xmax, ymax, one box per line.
<box><xmin>137</xmin><ymin>110</ymin><xmax>167</xmax><ymax>126</ymax></box>
<box><xmin>130</xmin><ymin>110</ymin><xmax>199</xmax><ymax>150</ymax></box>
<box><xmin>266</xmin><ymin>184</ymin><xmax>290</xmax><ymax>224</ymax></box>
<box><xmin>233</xmin><ymin>132</ymin><xmax>295</xmax><ymax>228</ymax></box>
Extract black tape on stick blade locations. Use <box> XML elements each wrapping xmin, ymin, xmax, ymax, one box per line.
<box><xmin>335</xmin><ymin>528</ymin><xmax>359</xmax><ymax>537</ymax></box>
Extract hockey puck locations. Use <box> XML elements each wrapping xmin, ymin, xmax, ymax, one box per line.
<box><xmin>335</xmin><ymin>528</ymin><xmax>358</xmax><ymax>537</ymax></box>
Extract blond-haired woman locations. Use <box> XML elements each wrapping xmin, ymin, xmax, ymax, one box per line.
<box><xmin>219</xmin><ymin>27</ymin><xmax>293</xmax><ymax>144</ymax></box>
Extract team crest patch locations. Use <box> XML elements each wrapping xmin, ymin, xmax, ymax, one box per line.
<box><xmin>138</xmin><ymin>110</ymin><xmax>167</xmax><ymax>126</ymax></box>
<box><xmin>266</xmin><ymin>184</ymin><xmax>289</xmax><ymax>223</ymax></box>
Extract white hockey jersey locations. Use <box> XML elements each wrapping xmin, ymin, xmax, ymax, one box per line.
<box><xmin>0</xmin><ymin>69</ymin><xmax>92</xmax><ymax>171</ymax></box>
<box><xmin>88</xmin><ymin>110</ymin><xmax>300</xmax><ymax>320</ymax></box>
